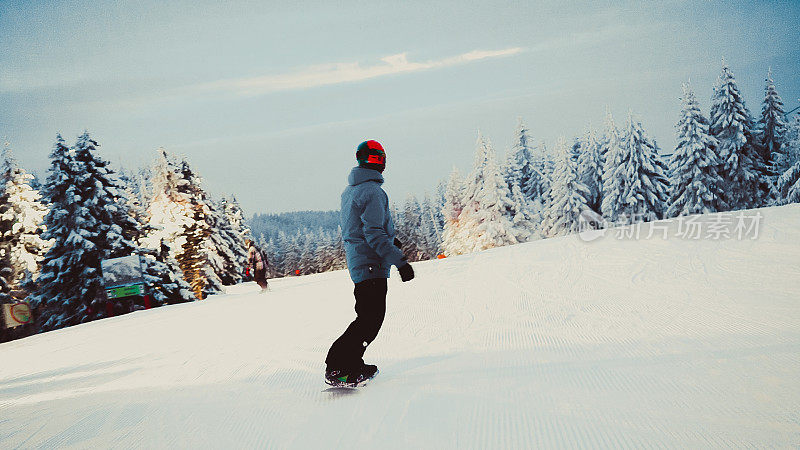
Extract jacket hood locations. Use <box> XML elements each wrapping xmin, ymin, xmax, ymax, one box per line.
<box><xmin>348</xmin><ymin>166</ymin><xmax>384</xmax><ymax>186</ymax></box>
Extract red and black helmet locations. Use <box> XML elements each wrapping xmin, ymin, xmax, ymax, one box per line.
<box><xmin>356</xmin><ymin>140</ymin><xmax>386</xmax><ymax>171</ymax></box>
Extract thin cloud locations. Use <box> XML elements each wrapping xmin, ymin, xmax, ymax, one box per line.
<box><xmin>195</xmin><ymin>47</ymin><xmax>524</xmax><ymax>96</ymax></box>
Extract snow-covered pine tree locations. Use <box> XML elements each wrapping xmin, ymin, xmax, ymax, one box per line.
<box><xmin>313</xmin><ymin>230</ymin><xmax>334</xmax><ymax>273</ymax></box>
<box><xmin>434</xmin><ymin>180</ymin><xmax>447</xmax><ymax>233</ymax></box>
<box><xmin>0</xmin><ymin>146</ymin><xmax>50</xmax><ymax>290</ymax></box>
<box><xmin>457</xmin><ymin>137</ymin><xmax>526</xmax><ymax>252</ymax></box>
<box><xmin>140</xmin><ymin>239</ymin><xmax>195</xmax><ymax>306</ymax></box>
<box><xmin>577</xmin><ymin>128</ymin><xmax>604</xmax><ymax>214</ymax></box>
<box><xmin>142</xmin><ymin>149</ymin><xmax>195</xmax><ymax>255</ymax></box>
<box><xmin>72</xmin><ymin>132</ymin><xmax>140</xmax><ymax>259</ymax></box>
<box><xmin>755</xmin><ymin>69</ymin><xmax>788</xmax><ymax>178</ymax></box>
<box><xmin>399</xmin><ymin>194</ymin><xmax>425</xmax><ymax>261</ymax></box>
<box><xmin>202</xmin><ymin>199</ymin><xmax>236</xmax><ymax>291</ymax></box>
<box><xmin>145</xmin><ymin>149</ymin><xmax>226</xmax><ymax>296</ymax></box>
<box><xmin>178</xmin><ymin>200</ymin><xmax>209</xmax><ymax>299</ymax></box>
<box><xmin>667</xmin><ymin>83</ymin><xmax>728</xmax><ymax>217</ymax></box>
<box><xmin>31</xmin><ymin>133</ymin><xmax>139</xmax><ymax>330</ymax></box>
<box><xmin>775</xmin><ymin>116</ymin><xmax>800</xmax><ymax>180</ymax></box>
<box><xmin>533</xmin><ymin>140</ymin><xmax>554</xmax><ymax>209</ymax></box>
<box><xmin>420</xmin><ymin>193</ymin><xmax>442</xmax><ymax>258</ymax></box>
<box><xmin>332</xmin><ymin>227</ymin><xmax>347</xmax><ymax>270</ymax></box>
<box><xmin>601</xmin><ymin>110</ymin><xmax>627</xmax><ymax>223</ymax></box>
<box><xmin>282</xmin><ymin>231</ymin><xmax>302</xmax><ymax>276</ymax></box>
<box><xmin>272</xmin><ymin>231</ymin><xmax>290</xmax><ymax>276</ymax></box>
<box><xmin>710</xmin><ymin>61</ymin><xmax>769</xmax><ymax>209</ymax></box>
<box><xmin>446</xmin><ymin>134</ymin><xmax>495</xmax><ymax>255</ymax></box>
<box><xmin>618</xmin><ymin>113</ymin><xmax>670</xmax><ymax>222</ymax></box>
<box><xmin>119</xmin><ymin>168</ymin><xmax>147</xmax><ymax>234</ymax></box>
<box><xmin>262</xmin><ymin>234</ymin><xmax>278</xmax><ymax>278</ymax></box>
<box><xmin>506</xmin><ymin>118</ymin><xmax>548</xmax><ymax>203</ymax></box>
<box><xmin>440</xmin><ymin>168</ymin><xmax>466</xmax><ymax>255</ymax></box>
<box><xmin>504</xmin><ymin>119</ymin><xmax>547</xmax><ymax>232</ymax></box>
<box><xmin>312</xmin><ymin>228</ymin><xmax>327</xmax><ymax>273</ymax></box>
<box><xmin>223</xmin><ymin>196</ymin><xmax>251</xmax><ymax>242</ymax></box>
<box><xmin>570</xmin><ymin>138</ymin><xmax>582</xmax><ymax>163</ymax></box>
<box><xmin>29</xmin><ymin>173</ymin><xmax>42</xmax><ymax>191</ymax></box>
<box><xmin>777</xmin><ymin>159</ymin><xmax>800</xmax><ymax>204</ymax></box>
<box><xmin>115</xmin><ymin>166</ymin><xmax>195</xmax><ymax>307</ymax></box>
<box><xmin>298</xmin><ymin>229</ymin><xmax>320</xmax><ymax>275</ymax></box>
<box><xmin>543</xmin><ymin>137</ymin><xmax>591</xmax><ymax>237</ymax></box>
<box><xmin>28</xmin><ymin>136</ymin><xmax>78</xmax><ymax>329</ymax></box>
<box><xmin>508</xmin><ymin>181</ymin><xmax>539</xmax><ymax>241</ymax></box>
<box><xmin>777</xmin><ymin>118</ymin><xmax>800</xmax><ymax>204</ymax></box>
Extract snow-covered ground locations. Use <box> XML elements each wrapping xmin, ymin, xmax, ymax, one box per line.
<box><xmin>2</xmin><ymin>205</ymin><xmax>799</xmax><ymax>448</ymax></box>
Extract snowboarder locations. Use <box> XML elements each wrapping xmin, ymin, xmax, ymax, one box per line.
<box><xmin>325</xmin><ymin>140</ymin><xmax>415</xmax><ymax>388</ymax></box>
<box><xmin>246</xmin><ymin>240</ymin><xmax>269</xmax><ymax>293</ymax></box>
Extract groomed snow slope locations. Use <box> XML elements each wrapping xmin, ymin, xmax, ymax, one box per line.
<box><xmin>2</xmin><ymin>205</ymin><xmax>799</xmax><ymax>448</ymax></box>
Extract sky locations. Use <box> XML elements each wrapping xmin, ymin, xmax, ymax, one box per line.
<box><xmin>2</xmin><ymin>0</ymin><xmax>799</xmax><ymax>215</ymax></box>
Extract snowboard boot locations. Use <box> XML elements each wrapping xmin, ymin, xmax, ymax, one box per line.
<box><xmin>324</xmin><ymin>364</ymin><xmax>379</xmax><ymax>388</ymax></box>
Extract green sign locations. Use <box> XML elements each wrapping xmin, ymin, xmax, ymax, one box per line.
<box><xmin>106</xmin><ymin>284</ymin><xmax>144</xmax><ymax>299</ymax></box>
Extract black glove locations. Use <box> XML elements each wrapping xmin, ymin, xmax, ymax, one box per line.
<box><xmin>398</xmin><ymin>263</ymin><xmax>415</xmax><ymax>282</ymax></box>
<box><xmin>393</xmin><ymin>238</ymin><xmax>403</xmax><ymax>249</ymax></box>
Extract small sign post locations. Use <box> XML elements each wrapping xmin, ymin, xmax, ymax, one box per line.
<box><xmin>2</xmin><ymin>302</ymin><xmax>32</xmax><ymax>328</ymax></box>
<box><xmin>101</xmin><ymin>255</ymin><xmax>146</xmax><ymax>313</ymax></box>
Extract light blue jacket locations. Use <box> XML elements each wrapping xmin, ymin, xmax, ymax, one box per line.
<box><xmin>341</xmin><ymin>167</ymin><xmax>406</xmax><ymax>283</ymax></box>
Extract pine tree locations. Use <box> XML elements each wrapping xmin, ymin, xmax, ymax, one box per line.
<box><xmin>508</xmin><ymin>181</ymin><xmax>540</xmax><ymax>241</ymax></box>
<box><xmin>399</xmin><ymin>194</ymin><xmax>425</xmax><ymax>261</ymax></box>
<box><xmin>315</xmin><ymin>230</ymin><xmax>336</xmax><ymax>272</ymax></box>
<box><xmin>777</xmin><ymin>118</ymin><xmax>800</xmax><ymax>205</ymax></box>
<box><xmin>144</xmin><ymin>149</ymin><xmax>226</xmax><ymax>297</ymax></box>
<box><xmin>142</xmin><ymin>149</ymin><xmax>195</xmax><ymax>256</ymax></box>
<box><xmin>441</xmin><ymin>167</ymin><xmax>466</xmax><ymax>255</ymax></box>
<box><xmin>577</xmin><ymin>128</ymin><xmax>604</xmax><ymax>214</ymax></box>
<box><xmin>457</xmin><ymin>137</ymin><xmax>525</xmax><ymax>252</ymax></box>
<box><xmin>667</xmin><ymin>83</ymin><xmax>728</xmax><ymax>217</ymax></box>
<box><xmin>710</xmin><ymin>61</ymin><xmax>769</xmax><ymax>209</ymax></box>
<box><xmin>543</xmin><ymin>137</ymin><xmax>591</xmax><ymax>237</ymax></box>
<box><xmin>178</xmin><ymin>200</ymin><xmax>209</xmax><ymax>299</ymax></box>
<box><xmin>201</xmin><ymin>199</ymin><xmax>234</xmax><ymax>291</ymax></box>
<box><xmin>434</xmin><ymin>180</ymin><xmax>447</xmax><ymax>234</ymax></box>
<box><xmin>507</xmin><ymin>118</ymin><xmax>548</xmax><ymax>205</ymax></box>
<box><xmin>0</xmin><ymin>146</ymin><xmax>50</xmax><ymax>290</ymax></box>
<box><xmin>419</xmin><ymin>193</ymin><xmax>442</xmax><ymax>258</ymax></box>
<box><xmin>31</xmin><ymin>133</ymin><xmax>138</xmax><ymax>330</ymax></box>
<box><xmin>619</xmin><ymin>113</ymin><xmax>670</xmax><ymax>222</ymax></box>
<box><xmin>222</xmin><ymin>197</ymin><xmax>250</xmax><ymax>276</ymax></box>
<box><xmin>755</xmin><ymin>69</ymin><xmax>788</xmax><ymax>177</ymax></box>
<box><xmin>776</xmin><ymin>117</ymin><xmax>800</xmax><ymax>176</ymax></box>
<box><xmin>777</xmin><ymin>160</ymin><xmax>800</xmax><ymax>204</ymax></box>
<box><xmin>504</xmin><ymin>119</ymin><xmax>546</xmax><ymax>236</ymax></box>
<box><xmin>264</xmin><ymin>234</ymin><xmax>280</xmax><ymax>277</ymax></box>
<box><xmin>273</xmin><ymin>231</ymin><xmax>291</xmax><ymax>276</ymax></box>
<box><xmin>116</xmin><ymin>164</ymin><xmax>194</xmax><ymax>307</ymax></box>
<box><xmin>282</xmin><ymin>231</ymin><xmax>302</xmax><ymax>276</ymax></box>
<box><xmin>297</xmin><ymin>229</ymin><xmax>318</xmax><ymax>275</ymax></box>
<box><xmin>451</xmin><ymin>134</ymin><xmax>493</xmax><ymax>254</ymax></box>
<box><xmin>601</xmin><ymin>110</ymin><xmax>627</xmax><ymax>222</ymax></box>
<box><xmin>140</xmin><ymin>240</ymin><xmax>195</xmax><ymax>306</ymax></box>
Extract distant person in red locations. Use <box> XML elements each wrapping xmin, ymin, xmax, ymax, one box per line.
<box><xmin>246</xmin><ymin>240</ymin><xmax>269</xmax><ymax>293</ymax></box>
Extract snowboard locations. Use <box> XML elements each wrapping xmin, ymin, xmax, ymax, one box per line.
<box><xmin>324</xmin><ymin>368</ymin><xmax>379</xmax><ymax>389</ymax></box>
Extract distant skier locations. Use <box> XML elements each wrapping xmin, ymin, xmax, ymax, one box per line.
<box><xmin>246</xmin><ymin>240</ymin><xmax>269</xmax><ymax>293</ymax></box>
<box><xmin>325</xmin><ymin>140</ymin><xmax>415</xmax><ymax>387</ymax></box>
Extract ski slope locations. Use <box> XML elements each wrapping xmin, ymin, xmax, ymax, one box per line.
<box><xmin>2</xmin><ymin>205</ymin><xmax>799</xmax><ymax>448</ymax></box>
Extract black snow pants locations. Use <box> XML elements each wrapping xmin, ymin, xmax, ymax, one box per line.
<box><xmin>325</xmin><ymin>277</ymin><xmax>387</xmax><ymax>371</ymax></box>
